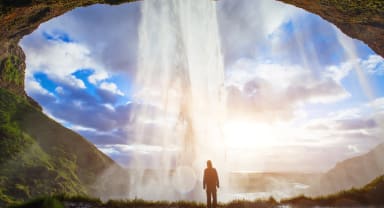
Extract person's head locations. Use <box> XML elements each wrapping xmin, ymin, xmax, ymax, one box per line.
<box><xmin>207</xmin><ymin>160</ymin><xmax>212</xmax><ymax>168</ymax></box>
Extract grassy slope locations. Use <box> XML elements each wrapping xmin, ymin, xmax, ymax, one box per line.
<box><xmin>0</xmin><ymin>88</ymin><xmax>122</xmax><ymax>206</ymax></box>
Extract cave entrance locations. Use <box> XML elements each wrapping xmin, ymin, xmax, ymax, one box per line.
<box><xmin>16</xmin><ymin>0</ymin><xmax>384</xmax><ymax>201</ymax></box>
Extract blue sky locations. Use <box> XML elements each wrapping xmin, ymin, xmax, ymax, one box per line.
<box><xmin>20</xmin><ymin>0</ymin><xmax>384</xmax><ymax>172</ymax></box>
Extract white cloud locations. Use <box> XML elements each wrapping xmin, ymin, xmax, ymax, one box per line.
<box><xmin>368</xmin><ymin>98</ymin><xmax>384</xmax><ymax>129</ymax></box>
<box><xmin>325</xmin><ymin>61</ymin><xmax>355</xmax><ymax>82</ymax></box>
<box><xmin>24</xmin><ymin>40</ymin><xmax>86</xmax><ymax>73</ymax></box>
<box><xmin>68</xmin><ymin>75</ymin><xmax>86</xmax><ymax>89</ymax></box>
<box><xmin>224</xmin><ymin>52</ymin><xmax>383</xmax><ymax>171</ymax></box>
<box><xmin>304</xmin><ymin>102</ymin><xmax>381</xmax><ymax>136</ymax></box>
<box><xmin>55</xmin><ymin>86</ymin><xmax>64</xmax><ymax>94</ymax></box>
<box><xmin>70</xmin><ymin>124</ymin><xmax>97</xmax><ymax>132</ymax></box>
<box><xmin>226</xmin><ymin>51</ymin><xmax>384</xmax><ymax>123</ymax></box>
<box><xmin>98</xmin><ymin>146</ymin><xmax>120</xmax><ymax>155</ymax></box>
<box><xmin>369</xmin><ymin>97</ymin><xmax>384</xmax><ymax>112</ymax></box>
<box><xmin>226</xmin><ymin>58</ymin><xmax>350</xmax><ymax>121</ymax></box>
<box><xmin>25</xmin><ymin>78</ymin><xmax>54</xmax><ymax>97</ymax></box>
<box><xmin>254</xmin><ymin>0</ymin><xmax>297</xmax><ymax>36</ymax></box>
<box><xmin>326</xmin><ymin>54</ymin><xmax>384</xmax><ymax>79</ymax></box>
<box><xmin>88</xmin><ymin>71</ymin><xmax>109</xmax><ymax>85</ymax></box>
<box><xmin>99</xmin><ymin>81</ymin><xmax>124</xmax><ymax>96</ymax></box>
<box><xmin>30</xmin><ymin>3</ymin><xmax>141</xmax><ymax>75</ymax></box>
<box><xmin>227</xmin><ymin>58</ymin><xmax>350</xmax><ymax>101</ymax></box>
<box><xmin>103</xmin><ymin>103</ymin><xmax>116</xmax><ymax>111</ymax></box>
<box><xmin>362</xmin><ymin>55</ymin><xmax>384</xmax><ymax>75</ymax></box>
<box><xmin>217</xmin><ymin>0</ymin><xmax>299</xmax><ymax>62</ymax></box>
<box><xmin>20</xmin><ymin>28</ymin><xmax>128</xmax><ymax>109</ymax></box>
<box><xmin>21</xmin><ymin>37</ymin><xmax>102</xmax><ymax>89</ymax></box>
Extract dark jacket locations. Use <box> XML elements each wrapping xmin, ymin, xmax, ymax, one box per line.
<box><xmin>203</xmin><ymin>167</ymin><xmax>219</xmax><ymax>190</ymax></box>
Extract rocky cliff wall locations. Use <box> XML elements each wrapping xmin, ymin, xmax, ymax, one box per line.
<box><xmin>0</xmin><ymin>0</ymin><xmax>383</xmax><ymax>97</ymax></box>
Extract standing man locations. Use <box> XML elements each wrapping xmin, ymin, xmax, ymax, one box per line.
<box><xmin>203</xmin><ymin>160</ymin><xmax>219</xmax><ymax>208</ymax></box>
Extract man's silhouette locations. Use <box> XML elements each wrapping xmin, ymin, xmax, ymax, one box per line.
<box><xmin>203</xmin><ymin>160</ymin><xmax>219</xmax><ymax>208</ymax></box>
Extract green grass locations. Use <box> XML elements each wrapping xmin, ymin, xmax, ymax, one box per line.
<box><xmin>0</xmin><ymin>88</ymin><xmax>85</xmax><ymax>206</ymax></box>
<box><xmin>9</xmin><ymin>196</ymin><xmax>64</xmax><ymax>208</ymax></box>
<box><xmin>0</xmin><ymin>56</ymin><xmax>23</xmax><ymax>86</ymax></box>
<box><xmin>0</xmin><ymin>88</ymin><xmax>122</xmax><ymax>206</ymax></box>
<box><xmin>11</xmin><ymin>195</ymin><xmax>207</xmax><ymax>208</ymax></box>
<box><xmin>11</xmin><ymin>177</ymin><xmax>384</xmax><ymax>208</ymax></box>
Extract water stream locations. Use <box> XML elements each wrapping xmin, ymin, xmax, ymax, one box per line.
<box><xmin>129</xmin><ymin>0</ymin><xmax>227</xmax><ymax>201</ymax></box>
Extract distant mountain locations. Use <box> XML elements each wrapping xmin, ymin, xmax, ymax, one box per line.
<box><xmin>283</xmin><ymin>174</ymin><xmax>384</xmax><ymax>206</ymax></box>
<box><xmin>0</xmin><ymin>88</ymin><xmax>128</xmax><ymax>206</ymax></box>
<box><xmin>309</xmin><ymin>143</ymin><xmax>384</xmax><ymax>196</ymax></box>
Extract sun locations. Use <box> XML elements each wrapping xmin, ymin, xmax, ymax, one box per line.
<box><xmin>223</xmin><ymin>120</ymin><xmax>281</xmax><ymax>149</ymax></box>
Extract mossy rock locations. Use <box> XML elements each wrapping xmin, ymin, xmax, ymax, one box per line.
<box><xmin>0</xmin><ymin>55</ymin><xmax>23</xmax><ymax>86</ymax></box>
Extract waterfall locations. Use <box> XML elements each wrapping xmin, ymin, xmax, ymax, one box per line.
<box><xmin>129</xmin><ymin>0</ymin><xmax>227</xmax><ymax>201</ymax></box>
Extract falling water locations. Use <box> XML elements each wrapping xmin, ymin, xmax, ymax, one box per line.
<box><xmin>335</xmin><ymin>28</ymin><xmax>375</xmax><ymax>100</ymax></box>
<box><xmin>129</xmin><ymin>0</ymin><xmax>227</xmax><ymax>201</ymax></box>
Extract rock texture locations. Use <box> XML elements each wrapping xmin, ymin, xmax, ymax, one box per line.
<box><xmin>0</xmin><ymin>0</ymin><xmax>384</xmax><ymax>97</ymax></box>
<box><xmin>0</xmin><ymin>41</ymin><xmax>25</xmax><ymax>95</ymax></box>
<box><xmin>0</xmin><ymin>88</ymin><xmax>129</xmax><ymax>206</ymax></box>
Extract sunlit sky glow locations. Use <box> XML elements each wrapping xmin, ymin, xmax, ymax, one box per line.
<box><xmin>20</xmin><ymin>0</ymin><xmax>384</xmax><ymax>172</ymax></box>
